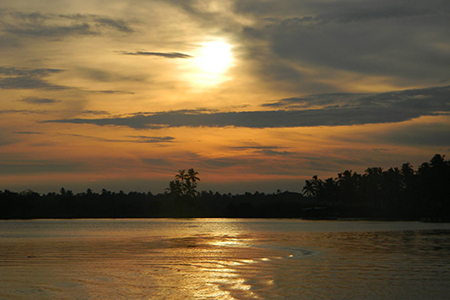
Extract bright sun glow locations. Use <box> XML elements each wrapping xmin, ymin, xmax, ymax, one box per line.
<box><xmin>190</xmin><ymin>40</ymin><xmax>233</xmax><ymax>87</ymax></box>
<box><xmin>197</xmin><ymin>41</ymin><xmax>232</xmax><ymax>73</ymax></box>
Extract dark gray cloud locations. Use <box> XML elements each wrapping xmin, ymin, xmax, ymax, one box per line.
<box><xmin>376</xmin><ymin>123</ymin><xmax>450</xmax><ymax>147</ymax></box>
<box><xmin>61</xmin><ymin>133</ymin><xmax>175</xmax><ymax>144</ymax></box>
<box><xmin>93</xmin><ymin>90</ymin><xmax>135</xmax><ymax>94</ymax></box>
<box><xmin>126</xmin><ymin>135</ymin><xmax>175</xmax><ymax>143</ymax></box>
<box><xmin>93</xmin><ymin>17</ymin><xmax>133</xmax><ymax>33</ymax></box>
<box><xmin>0</xmin><ymin>66</ymin><xmax>132</xmax><ymax>93</ymax></box>
<box><xmin>6</xmin><ymin>23</ymin><xmax>97</xmax><ymax>37</ymax></box>
<box><xmin>264</xmin><ymin>85</ymin><xmax>450</xmax><ymax>111</ymax></box>
<box><xmin>0</xmin><ymin>66</ymin><xmax>66</xmax><ymax>90</ymax></box>
<box><xmin>19</xmin><ymin>97</ymin><xmax>61</xmax><ymax>104</ymax></box>
<box><xmin>261</xmin><ymin>149</ymin><xmax>293</xmax><ymax>156</ymax></box>
<box><xmin>238</xmin><ymin>0</ymin><xmax>450</xmax><ymax>84</ymax></box>
<box><xmin>1</xmin><ymin>11</ymin><xmax>134</xmax><ymax>38</ymax></box>
<box><xmin>0</xmin><ymin>66</ymin><xmax>62</xmax><ymax>77</ymax></box>
<box><xmin>120</xmin><ymin>51</ymin><xmax>193</xmax><ymax>59</ymax></box>
<box><xmin>262</xmin><ymin>93</ymin><xmax>366</xmax><ymax>109</ymax></box>
<box><xmin>44</xmin><ymin>85</ymin><xmax>450</xmax><ymax>129</ymax></box>
<box><xmin>276</xmin><ymin>6</ymin><xmax>432</xmax><ymax>25</ymax></box>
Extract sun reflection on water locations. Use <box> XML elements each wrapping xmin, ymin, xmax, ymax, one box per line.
<box><xmin>169</xmin><ymin>220</ymin><xmax>274</xmax><ymax>299</ymax></box>
<box><xmin>2</xmin><ymin>220</ymin><xmax>450</xmax><ymax>299</ymax></box>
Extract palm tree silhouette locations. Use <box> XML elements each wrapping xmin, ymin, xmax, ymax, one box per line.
<box><xmin>302</xmin><ymin>175</ymin><xmax>322</xmax><ymax>197</ymax></box>
<box><xmin>168</xmin><ymin>169</ymin><xmax>201</xmax><ymax>198</ymax></box>
<box><xmin>166</xmin><ymin>179</ymin><xmax>183</xmax><ymax>196</ymax></box>
<box><xmin>175</xmin><ymin>169</ymin><xmax>188</xmax><ymax>183</ymax></box>
<box><xmin>187</xmin><ymin>168</ymin><xmax>200</xmax><ymax>184</ymax></box>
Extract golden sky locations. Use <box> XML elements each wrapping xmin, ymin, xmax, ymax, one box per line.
<box><xmin>1</xmin><ymin>0</ymin><xmax>449</xmax><ymax>193</ymax></box>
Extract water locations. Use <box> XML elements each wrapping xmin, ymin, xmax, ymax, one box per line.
<box><xmin>0</xmin><ymin>219</ymin><xmax>450</xmax><ymax>299</ymax></box>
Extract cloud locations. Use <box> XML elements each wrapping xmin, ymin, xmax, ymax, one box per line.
<box><xmin>0</xmin><ymin>66</ymin><xmax>132</xmax><ymax>93</ymax></box>
<box><xmin>261</xmin><ymin>149</ymin><xmax>293</xmax><ymax>156</ymax></box>
<box><xmin>0</xmin><ymin>66</ymin><xmax>67</xmax><ymax>90</ymax></box>
<box><xmin>264</xmin><ymin>85</ymin><xmax>450</xmax><ymax>110</ymax></box>
<box><xmin>6</xmin><ymin>23</ymin><xmax>98</xmax><ymax>37</ymax></box>
<box><xmin>77</xmin><ymin>110</ymin><xmax>111</xmax><ymax>116</ymax></box>
<box><xmin>376</xmin><ymin>122</ymin><xmax>450</xmax><ymax>147</ymax></box>
<box><xmin>75</xmin><ymin>67</ymin><xmax>144</xmax><ymax>84</ymax></box>
<box><xmin>0</xmin><ymin>67</ymin><xmax>62</xmax><ymax>77</ymax></box>
<box><xmin>229</xmin><ymin>145</ymin><xmax>294</xmax><ymax>156</ymax></box>
<box><xmin>93</xmin><ymin>17</ymin><xmax>133</xmax><ymax>33</ymax></box>
<box><xmin>44</xmin><ymin>85</ymin><xmax>450</xmax><ymax>129</ymax></box>
<box><xmin>120</xmin><ymin>51</ymin><xmax>193</xmax><ymax>59</ymax></box>
<box><xmin>93</xmin><ymin>90</ymin><xmax>135</xmax><ymax>94</ymax></box>
<box><xmin>61</xmin><ymin>133</ymin><xmax>175</xmax><ymax>144</ymax></box>
<box><xmin>1</xmin><ymin>11</ymin><xmax>134</xmax><ymax>38</ymax></box>
<box><xmin>230</xmin><ymin>145</ymin><xmax>281</xmax><ymax>150</ymax></box>
<box><xmin>278</xmin><ymin>6</ymin><xmax>433</xmax><ymax>25</ymax></box>
<box><xmin>14</xmin><ymin>131</ymin><xmax>43</xmax><ymax>135</ymax></box>
<box><xmin>0</xmin><ymin>109</ymin><xmax>52</xmax><ymax>115</ymax></box>
<box><xmin>19</xmin><ymin>97</ymin><xmax>61</xmax><ymax>104</ymax></box>
<box><xmin>126</xmin><ymin>135</ymin><xmax>176</xmax><ymax>143</ymax></box>
<box><xmin>239</xmin><ymin>0</ymin><xmax>450</xmax><ymax>83</ymax></box>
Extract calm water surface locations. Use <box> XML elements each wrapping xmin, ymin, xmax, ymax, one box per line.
<box><xmin>0</xmin><ymin>219</ymin><xmax>449</xmax><ymax>299</ymax></box>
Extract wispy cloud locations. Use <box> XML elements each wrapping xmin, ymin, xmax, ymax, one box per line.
<box><xmin>44</xmin><ymin>85</ymin><xmax>450</xmax><ymax>129</ymax></box>
<box><xmin>1</xmin><ymin>11</ymin><xmax>134</xmax><ymax>38</ymax></box>
<box><xmin>14</xmin><ymin>131</ymin><xmax>43</xmax><ymax>135</ymax></box>
<box><xmin>0</xmin><ymin>66</ymin><xmax>134</xmax><ymax>93</ymax></box>
<box><xmin>0</xmin><ymin>66</ymin><xmax>66</xmax><ymax>90</ymax></box>
<box><xmin>61</xmin><ymin>133</ymin><xmax>175</xmax><ymax>144</ymax></box>
<box><xmin>19</xmin><ymin>97</ymin><xmax>61</xmax><ymax>104</ymax></box>
<box><xmin>120</xmin><ymin>51</ymin><xmax>193</xmax><ymax>59</ymax></box>
<box><xmin>93</xmin><ymin>17</ymin><xmax>133</xmax><ymax>33</ymax></box>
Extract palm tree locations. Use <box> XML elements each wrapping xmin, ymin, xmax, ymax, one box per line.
<box><xmin>187</xmin><ymin>168</ymin><xmax>200</xmax><ymax>184</ymax></box>
<box><xmin>166</xmin><ymin>179</ymin><xmax>183</xmax><ymax>196</ymax></box>
<box><xmin>302</xmin><ymin>175</ymin><xmax>323</xmax><ymax>197</ymax></box>
<box><xmin>302</xmin><ymin>179</ymin><xmax>315</xmax><ymax>197</ymax></box>
<box><xmin>175</xmin><ymin>169</ymin><xmax>188</xmax><ymax>183</ymax></box>
<box><xmin>184</xmin><ymin>179</ymin><xmax>198</xmax><ymax>198</ymax></box>
<box><xmin>167</xmin><ymin>169</ymin><xmax>201</xmax><ymax>198</ymax></box>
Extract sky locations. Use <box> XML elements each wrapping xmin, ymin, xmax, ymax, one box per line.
<box><xmin>0</xmin><ymin>0</ymin><xmax>449</xmax><ymax>194</ymax></box>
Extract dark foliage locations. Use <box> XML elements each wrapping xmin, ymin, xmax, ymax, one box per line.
<box><xmin>302</xmin><ymin>154</ymin><xmax>450</xmax><ymax>220</ymax></box>
<box><xmin>0</xmin><ymin>155</ymin><xmax>448</xmax><ymax>220</ymax></box>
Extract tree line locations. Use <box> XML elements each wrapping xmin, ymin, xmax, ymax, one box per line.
<box><xmin>302</xmin><ymin>154</ymin><xmax>450</xmax><ymax>220</ymax></box>
<box><xmin>0</xmin><ymin>155</ymin><xmax>449</xmax><ymax>220</ymax></box>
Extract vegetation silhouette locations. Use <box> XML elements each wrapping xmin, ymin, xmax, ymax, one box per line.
<box><xmin>0</xmin><ymin>155</ymin><xmax>449</xmax><ymax>220</ymax></box>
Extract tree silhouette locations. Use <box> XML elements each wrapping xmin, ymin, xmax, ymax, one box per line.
<box><xmin>175</xmin><ymin>169</ymin><xmax>188</xmax><ymax>183</ymax></box>
<box><xmin>187</xmin><ymin>168</ymin><xmax>200</xmax><ymax>184</ymax></box>
<box><xmin>0</xmin><ymin>154</ymin><xmax>449</xmax><ymax>220</ymax></box>
<box><xmin>167</xmin><ymin>169</ymin><xmax>200</xmax><ymax>198</ymax></box>
<box><xmin>302</xmin><ymin>175</ymin><xmax>322</xmax><ymax>197</ymax></box>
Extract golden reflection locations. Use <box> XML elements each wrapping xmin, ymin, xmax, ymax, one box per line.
<box><xmin>210</xmin><ymin>238</ymin><xmax>244</xmax><ymax>247</ymax></box>
<box><xmin>182</xmin><ymin>220</ymin><xmax>267</xmax><ymax>299</ymax></box>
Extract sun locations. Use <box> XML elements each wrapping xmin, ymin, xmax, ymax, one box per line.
<box><xmin>190</xmin><ymin>40</ymin><xmax>233</xmax><ymax>87</ymax></box>
<box><xmin>197</xmin><ymin>40</ymin><xmax>232</xmax><ymax>73</ymax></box>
